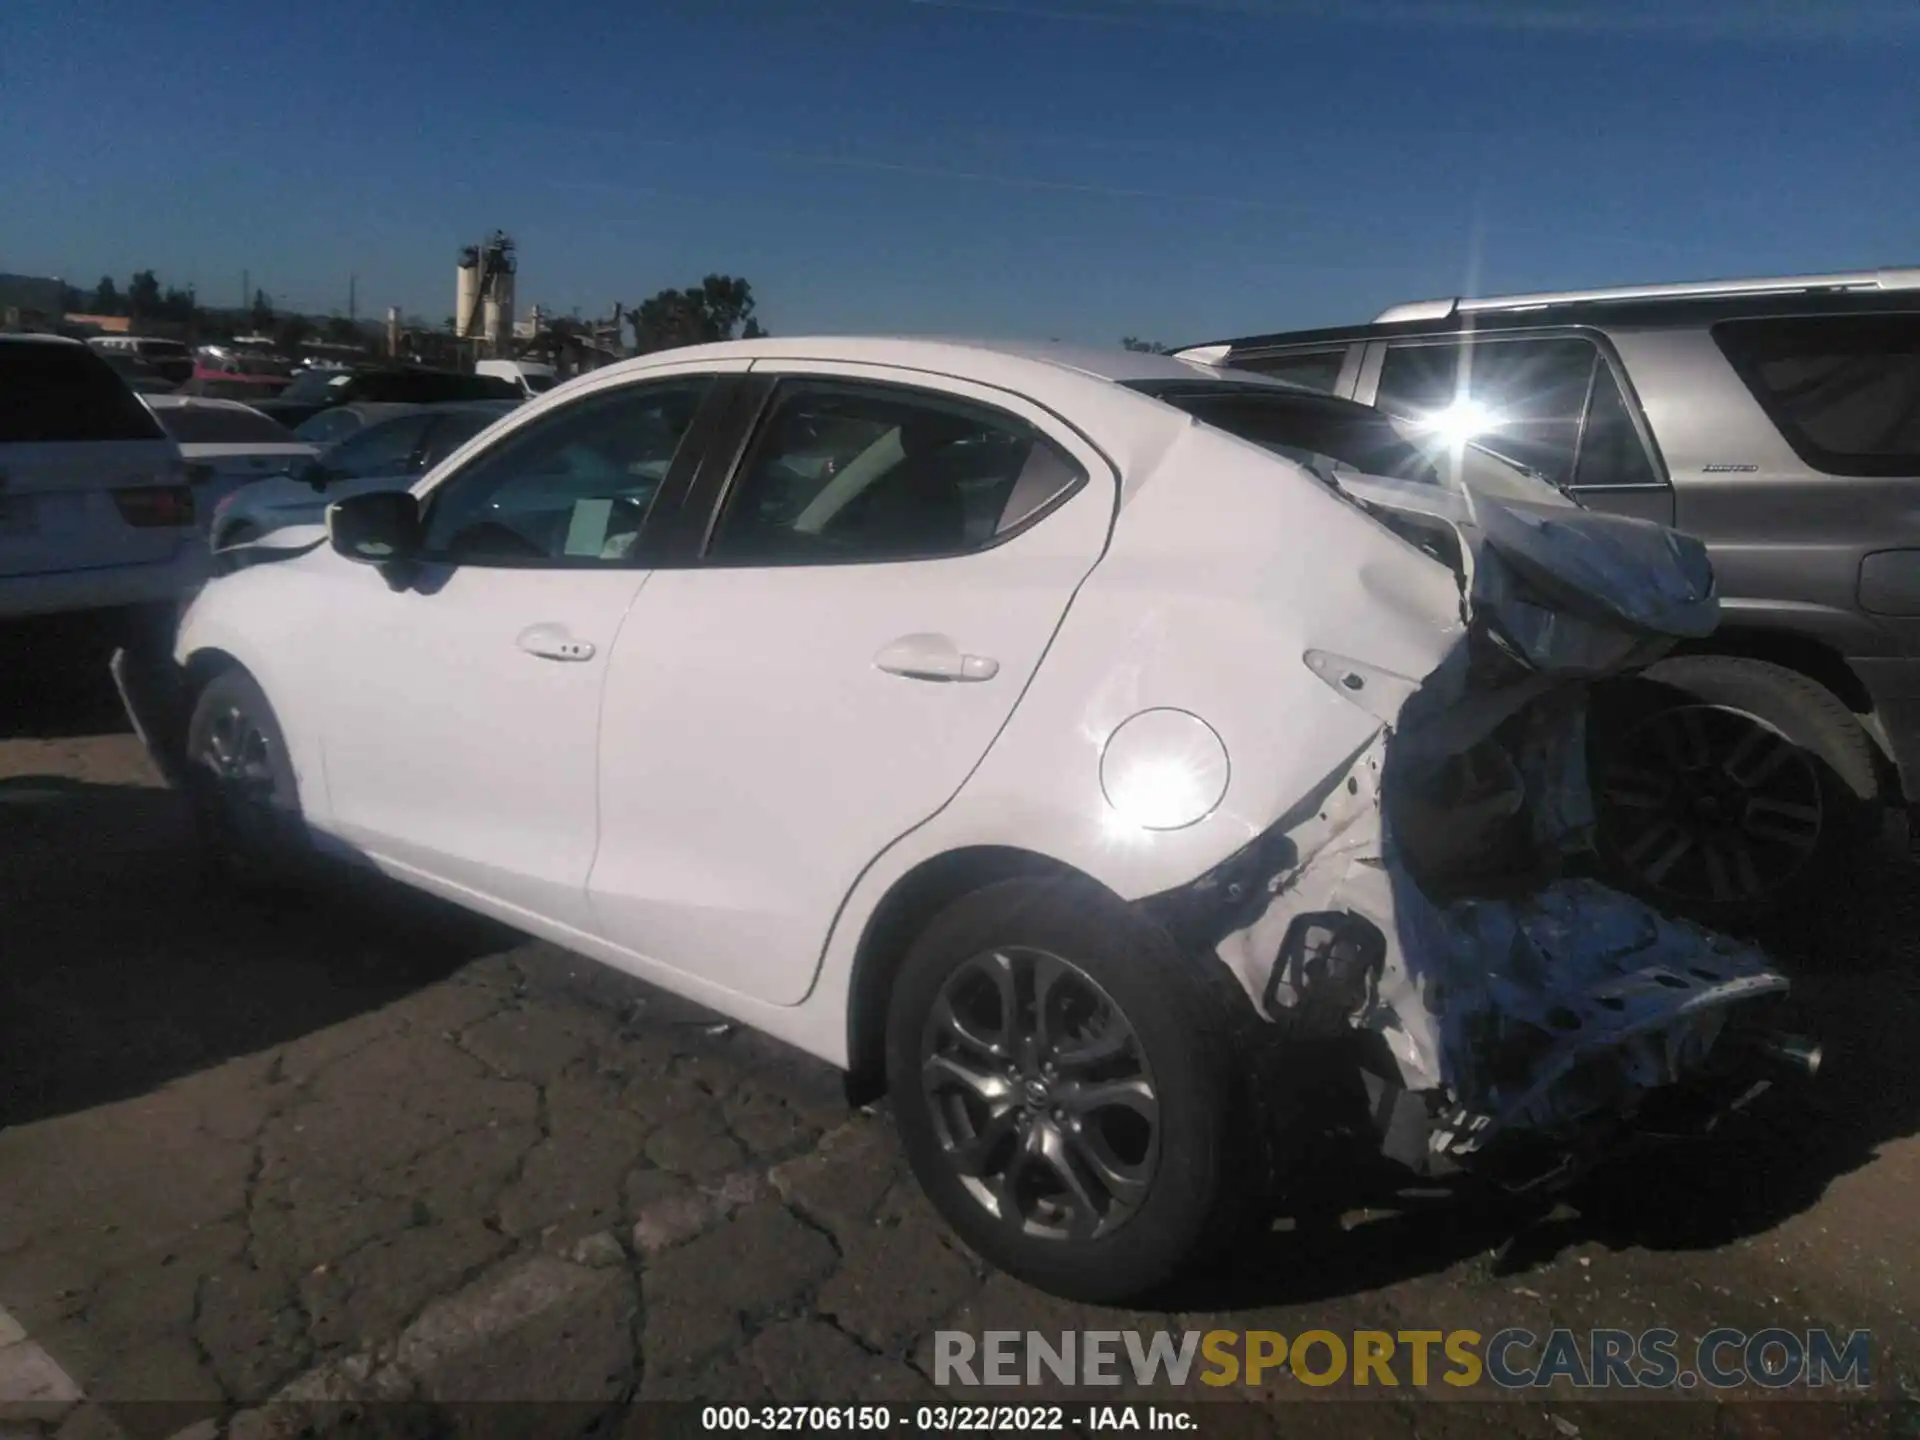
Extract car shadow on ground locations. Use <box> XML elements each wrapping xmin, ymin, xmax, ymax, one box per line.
<box><xmin>1</xmin><ymin>614</ymin><xmax>146</xmax><ymax>740</ymax></box>
<box><xmin>1161</xmin><ymin>841</ymin><xmax>1920</xmax><ymax>1312</ymax></box>
<box><xmin>0</xmin><ymin>772</ymin><xmax>521</xmax><ymax>1131</ymax></box>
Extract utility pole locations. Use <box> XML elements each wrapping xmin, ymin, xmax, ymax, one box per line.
<box><xmin>242</xmin><ymin>269</ymin><xmax>250</xmax><ymax>313</ymax></box>
<box><xmin>348</xmin><ymin>274</ymin><xmax>357</xmax><ymax>322</ymax></box>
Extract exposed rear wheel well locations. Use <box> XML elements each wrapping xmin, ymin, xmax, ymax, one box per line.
<box><xmin>842</xmin><ymin>846</ymin><xmax>1087</xmax><ymax>1105</ymax></box>
<box><xmin>1661</xmin><ymin>626</ymin><xmax>1901</xmax><ymax>799</ymax></box>
<box><xmin>183</xmin><ymin>648</ymin><xmax>246</xmax><ymax>706</ymax></box>
<box><xmin>1668</xmin><ymin>627</ymin><xmax>1872</xmax><ymax>715</ymax></box>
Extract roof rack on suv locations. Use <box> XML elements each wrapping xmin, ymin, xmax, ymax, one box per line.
<box><xmin>1372</xmin><ymin>265</ymin><xmax>1920</xmax><ymax>324</ymax></box>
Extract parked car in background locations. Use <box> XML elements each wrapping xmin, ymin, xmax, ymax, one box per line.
<box><xmin>1182</xmin><ymin>264</ymin><xmax>1920</xmax><ymax>916</ymax></box>
<box><xmin>207</xmin><ymin>400</ymin><xmax>516</xmax><ymax>549</ymax></box>
<box><xmin>87</xmin><ymin>335</ymin><xmax>194</xmax><ymax>386</ymax></box>
<box><xmin>476</xmin><ymin>358</ymin><xmax>560</xmax><ymax>397</ymax></box>
<box><xmin>0</xmin><ymin>335</ymin><xmax>201</xmax><ymax>621</ymax></box>
<box><xmin>294</xmin><ymin>341</ymin><xmax>370</xmax><ymax>372</ymax></box>
<box><xmin>177</xmin><ymin>353</ymin><xmax>295</xmax><ymax>401</ymax></box>
<box><xmin>254</xmin><ymin>365</ymin><xmax>521</xmax><ymax>429</ymax></box>
<box><xmin>98</xmin><ymin>350</ymin><xmax>179</xmax><ymax>394</ymax></box>
<box><xmin>142</xmin><ymin>395</ymin><xmax>316</xmax><ymax>514</ymax></box>
<box><xmin>115</xmin><ymin>336</ymin><xmax>1813</xmax><ymax>1303</ymax></box>
<box><xmin>290</xmin><ymin>401</ymin><xmax>431</xmax><ymax>449</ymax></box>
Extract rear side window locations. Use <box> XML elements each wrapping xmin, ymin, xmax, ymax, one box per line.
<box><xmin>1714</xmin><ymin>314</ymin><xmax>1920</xmax><ymax>477</ymax></box>
<box><xmin>1375</xmin><ymin>335</ymin><xmax>1659</xmax><ymax>491</ymax></box>
<box><xmin>1229</xmin><ymin>347</ymin><xmax>1349</xmax><ymax>394</ymax></box>
<box><xmin>1376</xmin><ymin>338</ymin><xmax>1596</xmax><ymax>488</ymax></box>
<box><xmin>156</xmin><ymin>406</ymin><xmax>297</xmax><ymax>445</ymax></box>
<box><xmin>709</xmin><ymin>382</ymin><xmax>1085</xmax><ymax>564</ymax></box>
<box><xmin>0</xmin><ymin>344</ymin><xmax>166</xmax><ymax>444</ymax></box>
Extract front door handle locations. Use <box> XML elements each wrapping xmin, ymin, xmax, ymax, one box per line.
<box><xmin>517</xmin><ymin>623</ymin><xmax>596</xmax><ymax>662</ymax></box>
<box><xmin>874</xmin><ymin>633</ymin><xmax>1000</xmax><ymax>683</ymax></box>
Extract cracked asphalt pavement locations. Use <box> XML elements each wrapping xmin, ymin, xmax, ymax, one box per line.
<box><xmin>3</xmin><ymin>624</ymin><xmax>1918</xmax><ymax>1438</ymax></box>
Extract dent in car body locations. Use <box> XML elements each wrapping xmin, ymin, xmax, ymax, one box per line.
<box><xmin>1197</xmin><ymin>465</ymin><xmax>1795</xmax><ymax>1179</ymax></box>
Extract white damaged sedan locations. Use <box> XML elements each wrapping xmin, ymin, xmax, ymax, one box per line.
<box><xmin>114</xmin><ymin>337</ymin><xmax>1815</xmax><ymax>1301</ymax></box>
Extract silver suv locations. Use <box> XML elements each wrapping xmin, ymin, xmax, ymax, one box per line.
<box><xmin>1182</xmin><ymin>265</ymin><xmax>1920</xmax><ymax>918</ymax></box>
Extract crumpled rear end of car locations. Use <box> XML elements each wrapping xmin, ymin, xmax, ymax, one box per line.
<box><xmin>1177</xmin><ymin>458</ymin><xmax>1814</xmax><ymax>1190</ymax></box>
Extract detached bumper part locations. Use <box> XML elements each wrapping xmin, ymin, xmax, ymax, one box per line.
<box><xmin>109</xmin><ymin>646</ymin><xmax>191</xmax><ymax>790</ymax></box>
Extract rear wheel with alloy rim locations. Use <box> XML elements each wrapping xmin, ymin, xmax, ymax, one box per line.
<box><xmin>886</xmin><ymin>877</ymin><xmax>1249</xmax><ymax>1303</ymax></box>
<box><xmin>1590</xmin><ymin>656</ymin><xmax>1882</xmax><ymax>921</ymax></box>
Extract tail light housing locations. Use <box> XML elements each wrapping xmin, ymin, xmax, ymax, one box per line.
<box><xmin>113</xmin><ymin>485</ymin><xmax>196</xmax><ymax>528</ymax></box>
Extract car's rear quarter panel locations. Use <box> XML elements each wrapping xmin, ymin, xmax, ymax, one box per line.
<box><xmin>798</xmin><ymin>419</ymin><xmax>1466</xmax><ymax>1037</ymax></box>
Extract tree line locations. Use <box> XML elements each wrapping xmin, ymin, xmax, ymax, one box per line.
<box><xmin>67</xmin><ymin>265</ymin><xmax>1170</xmax><ymax>361</ymax></box>
<box><xmin>72</xmin><ymin>270</ymin><xmax>366</xmax><ymax>352</ymax></box>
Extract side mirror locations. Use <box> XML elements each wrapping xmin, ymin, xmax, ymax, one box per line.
<box><xmin>327</xmin><ymin>490</ymin><xmax>421</xmax><ymax>566</ymax></box>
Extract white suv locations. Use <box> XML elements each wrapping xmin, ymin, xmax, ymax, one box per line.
<box><xmin>0</xmin><ymin>335</ymin><xmax>204</xmax><ymax>622</ymax></box>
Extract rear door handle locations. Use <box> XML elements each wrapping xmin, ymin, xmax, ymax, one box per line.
<box><xmin>874</xmin><ymin>633</ymin><xmax>1000</xmax><ymax>683</ymax></box>
<box><xmin>517</xmin><ymin>623</ymin><xmax>596</xmax><ymax>662</ymax></box>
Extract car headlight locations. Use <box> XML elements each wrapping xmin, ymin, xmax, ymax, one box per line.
<box><xmin>1100</xmin><ymin>709</ymin><xmax>1230</xmax><ymax>831</ymax></box>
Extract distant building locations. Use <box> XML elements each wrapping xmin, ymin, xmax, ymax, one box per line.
<box><xmin>0</xmin><ymin>273</ymin><xmax>70</xmax><ymax>315</ymax></box>
<box><xmin>64</xmin><ymin>312</ymin><xmax>135</xmax><ymax>334</ymax></box>
<box><xmin>63</xmin><ymin>313</ymin><xmax>192</xmax><ymax>340</ymax></box>
<box><xmin>0</xmin><ymin>273</ymin><xmax>72</xmax><ymax>332</ymax></box>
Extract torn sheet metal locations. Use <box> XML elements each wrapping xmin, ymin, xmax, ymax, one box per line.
<box><xmin>1214</xmin><ymin>712</ymin><xmax>1789</xmax><ymax>1160</ymax></box>
<box><xmin>1213</xmin><ymin>469</ymin><xmax>1788</xmax><ymax>1171</ymax></box>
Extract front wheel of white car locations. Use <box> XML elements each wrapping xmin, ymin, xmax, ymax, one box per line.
<box><xmin>185</xmin><ymin>669</ymin><xmax>312</xmax><ymax>894</ymax></box>
<box><xmin>885</xmin><ymin>877</ymin><xmax>1248</xmax><ymax>1303</ymax></box>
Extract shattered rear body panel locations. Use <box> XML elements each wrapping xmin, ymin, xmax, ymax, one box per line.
<box><xmin>1197</xmin><ymin>465</ymin><xmax>1801</xmax><ymax>1185</ymax></box>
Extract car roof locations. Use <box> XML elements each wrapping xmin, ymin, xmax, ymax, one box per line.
<box><xmin>1189</xmin><ymin>265</ymin><xmax>1920</xmax><ymax>355</ymax></box>
<box><xmin>142</xmin><ymin>394</ymin><xmax>264</xmax><ymax>413</ymax></box>
<box><xmin>353</xmin><ymin>399</ymin><xmax>518</xmax><ymax>424</ymax></box>
<box><xmin>580</xmin><ymin>335</ymin><xmax>1300</xmax><ymax>393</ymax></box>
<box><xmin>0</xmin><ymin>333</ymin><xmax>85</xmax><ymax>349</ymax></box>
<box><xmin>520</xmin><ymin>337</ymin><xmax>1343</xmax><ymax>513</ymax></box>
<box><xmin>351</xmin><ymin>364</ymin><xmax>483</xmax><ymax>378</ymax></box>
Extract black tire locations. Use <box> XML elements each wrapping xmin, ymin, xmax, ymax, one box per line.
<box><xmin>184</xmin><ymin>668</ymin><xmax>314</xmax><ymax>895</ymax></box>
<box><xmin>218</xmin><ymin>522</ymin><xmax>261</xmax><ymax>549</ymax></box>
<box><xmin>1589</xmin><ymin>655</ymin><xmax>1883</xmax><ymax>922</ymax></box>
<box><xmin>885</xmin><ymin>876</ymin><xmax>1252</xmax><ymax>1303</ymax></box>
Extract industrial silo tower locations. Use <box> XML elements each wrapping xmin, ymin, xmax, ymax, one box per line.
<box><xmin>455</xmin><ymin>232</ymin><xmax>517</xmax><ymax>357</ymax></box>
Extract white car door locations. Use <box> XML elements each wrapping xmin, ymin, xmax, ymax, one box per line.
<box><xmin>310</xmin><ymin>370</ymin><xmax>735</xmax><ymax>931</ymax></box>
<box><xmin>587</xmin><ymin>364</ymin><xmax>1117</xmax><ymax>1006</ymax></box>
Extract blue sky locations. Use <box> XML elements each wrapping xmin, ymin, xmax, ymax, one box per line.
<box><xmin>2</xmin><ymin>0</ymin><xmax>1915</xmax><ymax>345</ymax></box>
